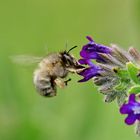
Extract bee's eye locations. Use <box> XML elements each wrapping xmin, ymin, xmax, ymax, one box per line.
<box><xmin>63</xmin><ymin>54</ymin><xmax>74</xmax><ymax>66</ymax></box>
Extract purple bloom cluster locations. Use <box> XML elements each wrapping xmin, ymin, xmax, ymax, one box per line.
<box><xmin>120</xmin><ymin>94</ymin><xmax>140</xmax><ymax>125</ymax></box>
<box><xmin>78</xmin><ymin>36</ymin><xmax>140</xmax><ymax>135</ymax></box>
<box><xmin>80</xmin><ymin>36</ymin><xmax>111</xmax><ymax>61</ymax></box>
<box><xmin>78</xmin><ymin>36</ymin><xmax>111</xmax><ymax>82</ymax></box>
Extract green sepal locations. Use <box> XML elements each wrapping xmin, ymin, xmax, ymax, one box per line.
<box><xmin>113</xmin><ymin>68</ymin><xmax>130</xmax><ymax>91</ymax></box>
<box><xmin>128</xmin><ymin>85</ymin><xmax>140</xmax><ymax>94</ymax></box>
<box><xmin>113</xmin><ymin>68</ymin><xmax>128</xmax><ymax>80</ymax></box>
<box><xmin>126</xmin><ymin>62</ymin><xmax>140</xmax><ymax>84</ymax></box>
<box><xmin>114</xmin><ymin>81</ymin><xmax>127</xmax><ymax>91</ymax></box>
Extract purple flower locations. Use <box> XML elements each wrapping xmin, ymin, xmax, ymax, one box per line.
<box><xmin>120</xmin><ymin>94</ymin><xmax>140</xmax><ymax>125</ymax></box>
<box><xmin>78</xmin><ymin>58</ymin><xmax>102</xmax><ymax>82</ymax></box>
<box><xmin>78</xmin><ymin>63</ymin><xmax>102</xmax><ymax>82</ymax></box>
<box><xmin>80</xmin><ymin>36</ymin><xmax>111</xmax><ymax>61</ymax></box>
<box><xmin>78</xmin><ymin>36</ymin><xmax>111</xmax><ymax>82</ymax></box>
<box><xmin>78</xmin><ymin>59</ymin><xmax>93</xmax><ymax>66</ymax></box>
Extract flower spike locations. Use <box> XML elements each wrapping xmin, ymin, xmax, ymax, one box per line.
<box><xmin>78</xmin><ymin>36</ymin><xmax>140</xmax><ymax>136</ymax></box>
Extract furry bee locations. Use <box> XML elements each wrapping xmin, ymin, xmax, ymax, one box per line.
<box><xmin>12</xmin><ymin>46</ymin><xmax>84</xmax><ymax>97</ymax></box>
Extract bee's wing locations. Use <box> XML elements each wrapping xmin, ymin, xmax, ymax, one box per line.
<box><xmin>10</xmin><ymin>55</ymin><xmax>43</xmax><ymax>66</ymax></box>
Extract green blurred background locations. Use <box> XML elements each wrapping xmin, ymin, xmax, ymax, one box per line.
<box><xmin>0</xmin><ymin>0</ymin><xmax>140</xmax><ymax>140</ymax></box>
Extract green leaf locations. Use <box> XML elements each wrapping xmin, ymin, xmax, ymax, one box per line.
<box><xmin>128</xmin><ymin>85</ymin><xmax>140</xmax><ymax>94</ymax></box>
<box><xmin>113</xmin><ymin>67</ymin><xmax>129</xmax><ymax>81</ymax></box>
<box><xmin>126</xmin><ymin>62</ymin><xmax>140</xmax><ymax>84</ymax></box>
<box><xmin>114</xmin><ymin>81</ymin><xmax>127</xmax><ymax>91</ymax></box>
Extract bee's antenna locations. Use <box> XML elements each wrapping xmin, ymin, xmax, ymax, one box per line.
<box><xmin>67</xmin><ymin>46</ymin><xmax>78</xmax><ymax>53</ymax></box>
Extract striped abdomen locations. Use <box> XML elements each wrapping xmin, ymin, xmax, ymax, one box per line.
<box><xmin>33</xmin><ymin>69</ymin><xmax>57</xmax><ymax>97</ymax></box>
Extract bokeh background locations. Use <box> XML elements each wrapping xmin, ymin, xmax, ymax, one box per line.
<box><xmin>0</xmin><ymin>0</ymin><xmax>140</xmax><ymax>140</ymax></box>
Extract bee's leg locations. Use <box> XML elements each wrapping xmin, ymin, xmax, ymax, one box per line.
<box><xmin>67</xmin><ymin>68</ymin><xmax>84</xmax><ymax>73</ymax></box>
<box><xmin>64</xmin><ymin>78</ymin><xmax>71</xmax><ymax>86</ymax></box>
<box><xmin>66</xmin><ymin>68</ymin><xmax>77</xmax><ymax>73</ymax></box>
<box><xmin>54</xmin><ymin>78</ymin><xmax>66</xmax><ymax>88</ymax></box>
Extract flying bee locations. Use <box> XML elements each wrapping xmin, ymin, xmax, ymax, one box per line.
<box><xmin>11</xmin><ymin>46</ymin><xmax>84</xmax><ymax>97</ymax></box>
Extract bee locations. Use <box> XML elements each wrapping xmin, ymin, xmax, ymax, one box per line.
<box><xmin>12</xmin><ymin>46</ymin><xmax>84</xmax><ymax>97</ymax></box>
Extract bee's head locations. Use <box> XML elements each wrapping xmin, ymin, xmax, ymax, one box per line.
<box><xmin>60</xmin><ymin>46</ymin><xmax>84</xmax><ymax>69</ymax></box>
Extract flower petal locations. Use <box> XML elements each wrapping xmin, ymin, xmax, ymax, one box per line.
<box><xmin>78</xmin><ymin>74</ymin><xmax>95</xmax><ymax>82</ymax></box>
<box><xmin>120</xmin><ymin>104</ymin><xmax>133</xmax><ymax>114</ymax></box>
<box><xmin>137</xmin><ymin>114</ymin><xmax>140</xmax><ymax>121</ymax></box>
<box><xmin>86</xmin><ymin>36</ymin><xmax>94</xmax><ymax>42</ymax></box>
<box><xmin>125</xmin><ymin>113</ymin><xmax>137</xmax><ymax>125</ymax></box>
<box><xmin>78</xmin><ymin>59</ymin><xmax>94</xmax><ymax>66</ymax></box>
<box><xmin>80</xmin><ymin>37</ymin><xmax>112</xmax><ymax>63</ymax></box>
<box><xmin>128</xmin><ymin>94</ymin><xmax>136</xmax><ymax>103</ymax></box>
<box><xmin>78</xmin><ymin>66</ymin><xmax>100</xmax><ymax>82</ymax></box>
<box><xmin>80</xmin><ymin>49</ymin><xmax>98</xmax><ymax>59</ymax></box>
<box><xmin>81</xmin><ymin>44</ymin><xmax>111</xmax><ymax>54</ymax></box>
<box><xmin>80</xmin><ymin>50</ymin><xmax>106</xmax><ymax>62</ymax></box>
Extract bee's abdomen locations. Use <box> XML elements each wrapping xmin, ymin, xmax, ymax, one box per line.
<box><xmin>34</xmin><ymin>71</ymin><xmax>56</xmax><ymax>97</ymax></box>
